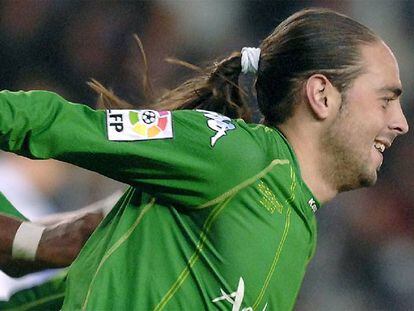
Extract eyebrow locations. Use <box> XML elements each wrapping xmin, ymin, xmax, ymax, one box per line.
<box><xmin>378</xmin><ymin>86</ymin><xmax>402</xmax><ymax>97</ymax></box>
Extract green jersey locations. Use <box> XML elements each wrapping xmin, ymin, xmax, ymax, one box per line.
<box><xmin>0</xmin><ymin>90</ymin><xmax>319</xmax><ymax>310</ymax></box>
<box><xmin>0</xmin><ymin>271</ymin><xmax>66</xmax><ymax>311</ymax></box>
<box><xmin>0</xmin><ymin>192</ymin><xmax>26</xmax><ymax>220</ymax></box>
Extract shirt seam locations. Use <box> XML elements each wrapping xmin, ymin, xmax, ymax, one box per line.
<box><xmin>81</xmin><ymin>198</ymin><xmax>155</xmax><ymax>310</ymax></box>
<box><xmin>2</xmin><ymin>292</ymin><xmax>65</xmax><ymax>311</ymax></box>
<box><xmin>154</xmin><ymin>159</ymin><xmax>292</xmax><ymax>310</ymax></box>
<box><xmin>252</xmin><ymin>165</ymin><xmax>297</xmax><ymax>308</ymax></box>
<box><xmin>195</xmin><ymin>159</ymin><xmax>290</xmax><ymax>210</ymax></box>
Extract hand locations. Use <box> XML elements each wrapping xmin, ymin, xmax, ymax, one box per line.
<box><xmin>1</xmin><ymin>211</ymin><xmax>103</xmax><ymax>277</ymax></box>
<box><xmin>36</xmin><ymin>211</ymin><xmax>103</xmax><ymax>267</ymax></box>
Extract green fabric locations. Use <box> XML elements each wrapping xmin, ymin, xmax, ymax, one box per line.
<box><xmin>0</xmin><ymin>192</ymin><xmax>27</xmax><ymax>220</ymax></box>
<box><xmin>0</xmin><ymin>90</ymin><xmax>320</xmax><ymax>310</ymax></box>
<box><xmin>0</xmin><ymin>270</ymin><xmax>66</xmax><ymax>311</ymax></box>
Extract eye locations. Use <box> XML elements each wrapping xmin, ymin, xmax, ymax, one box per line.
<box><xmin>381</xmin><ymin>97</ymin><xmax>393</xmax><ymax>109</ymax></box>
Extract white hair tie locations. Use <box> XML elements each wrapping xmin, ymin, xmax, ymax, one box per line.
<box><xmin>241</xmin><ymin>47</ymin><xmax>261</xmax><ymax>74</ymax></box>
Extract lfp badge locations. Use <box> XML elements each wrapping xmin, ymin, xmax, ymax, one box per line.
<box><xmin>107</xmin><ymin>109</ymin><xmax>173</xmax><ymax>141</ymax></box>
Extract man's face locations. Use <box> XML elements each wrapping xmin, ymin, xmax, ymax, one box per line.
<box><xmin>322</xmin><ymin>41</ymin><xmax>409</xmax><ymax>192</ymax></box>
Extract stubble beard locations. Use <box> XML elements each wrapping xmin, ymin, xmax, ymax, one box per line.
<box><xmin>320</xmin><ymin>105</ymin><xmax>377</xmax><ymax>193</ymax></box>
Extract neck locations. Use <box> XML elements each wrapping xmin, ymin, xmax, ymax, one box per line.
<box><xmin>277</xmin><ymin>122</ymin><xmax>337</xmax><ymax>204</ymax></box>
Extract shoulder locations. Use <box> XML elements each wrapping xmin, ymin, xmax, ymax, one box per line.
<box><xmin>174</xmin><ymin>110</ymin><xmax>289</xmax><ymax>173</ymax></box>
<box><xmin>171</xmin><ymin>110</ymin><xmax>263</xmax><ymax>152</ymax></box>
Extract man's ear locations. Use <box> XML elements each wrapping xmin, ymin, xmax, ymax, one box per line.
<box><xmin>305</xmin><ymin>74</ymin><xmax>339</xmax><ymax>120</ymax></box>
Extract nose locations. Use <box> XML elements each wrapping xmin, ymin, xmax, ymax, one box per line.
<box><xmin>389</xmin><ymin>102</ymin><xmax>409</xmax><ymax>135</ymax></box>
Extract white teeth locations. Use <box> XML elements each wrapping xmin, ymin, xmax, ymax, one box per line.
<box><xmin>374</xmin><ymin>142</ymin><xmax>385</xmax><ymax>153</ymax></box>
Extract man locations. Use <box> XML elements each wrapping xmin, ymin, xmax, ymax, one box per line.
<box><xmin>0</xmin><ymin>8</ymin><xmax>408</xmax><ymax>310</ymax></box>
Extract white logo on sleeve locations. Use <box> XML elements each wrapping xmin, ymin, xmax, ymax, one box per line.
<box><xmin>308</xmin><ymin>198</ymin><xmax>318</xmax><ymax>213</ymax></box>
<box><xmin>197</xmin><ymin>110</ymin><xmax>235</xmax><ymax>147</ymax></box>
<box><xmin>212</xmin><ymin>277</ymin><xmax>268</xmax><ymax>311</ymax></box>
<box><xmin>106</xmin><ymin>109</ymin><xmax>173</xmax><ymax>141</ymax></box>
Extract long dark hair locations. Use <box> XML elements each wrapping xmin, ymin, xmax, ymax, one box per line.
<box><xmin>90</xmin><ymin>8</ymin><xmax>379</xmax><ymax>126</ymax></box>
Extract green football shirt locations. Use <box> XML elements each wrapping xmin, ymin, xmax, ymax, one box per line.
<box><xmin>0</xmin><ymin>192</ymin><xmax>26</xmax><ymax>220</ymax></box>
<box><xmin>0</xmin><ymin>90</ymin><xmax>320</xmax><ymax>310</ymax></box>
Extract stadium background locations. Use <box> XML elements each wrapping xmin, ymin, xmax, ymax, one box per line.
<box><xmin>0</xmin><ymin>1</ymin><xmax>413</xmax><ymax>310</ymax></box>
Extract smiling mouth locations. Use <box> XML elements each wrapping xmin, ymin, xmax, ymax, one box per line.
<box><xmin>374</xmin><ymin>141</ymin><xmax>385</xmax><ymax>153</ymax></box>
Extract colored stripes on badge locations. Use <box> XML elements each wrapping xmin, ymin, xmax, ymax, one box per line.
<box><xmin>106</xmin><ymin>109</ymin><xmax>173</xmax><ymax>141</ymax></box>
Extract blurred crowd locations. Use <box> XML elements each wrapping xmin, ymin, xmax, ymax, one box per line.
<box><xmin>0</xmin><ymin>1</ymin><xmax>412</xmax><ymax>310</ymax></box>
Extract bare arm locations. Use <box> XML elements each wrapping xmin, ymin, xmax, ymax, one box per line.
<box><xmin>0</xmin><ymin>211</ymin><xmax>102</xmax><ymax>277</ymax></box>
<box><xmin>0</xmin><ymin>191</ymin><xmax>122</xmax><ymax>277</ymax></box>
<box><xmin>0</xmin><ymin>214</ymin><xmax>21</xmax><ymax>265</ymax></box>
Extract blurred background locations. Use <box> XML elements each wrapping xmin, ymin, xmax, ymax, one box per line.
<box><xmin>0</xmin><ymin>0</ymin><xmax>412</xmax><ymax>310</ymax></box>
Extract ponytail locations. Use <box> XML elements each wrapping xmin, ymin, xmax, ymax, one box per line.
<box><xmin>153</xmin><ymin>52</ymin><xmax>252</xmax><ymax>121</ymax></box>
<box><xmin>89</xmin><ymin>41</ymin><xmax>253</xmax><ymax>122</ymax></box>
